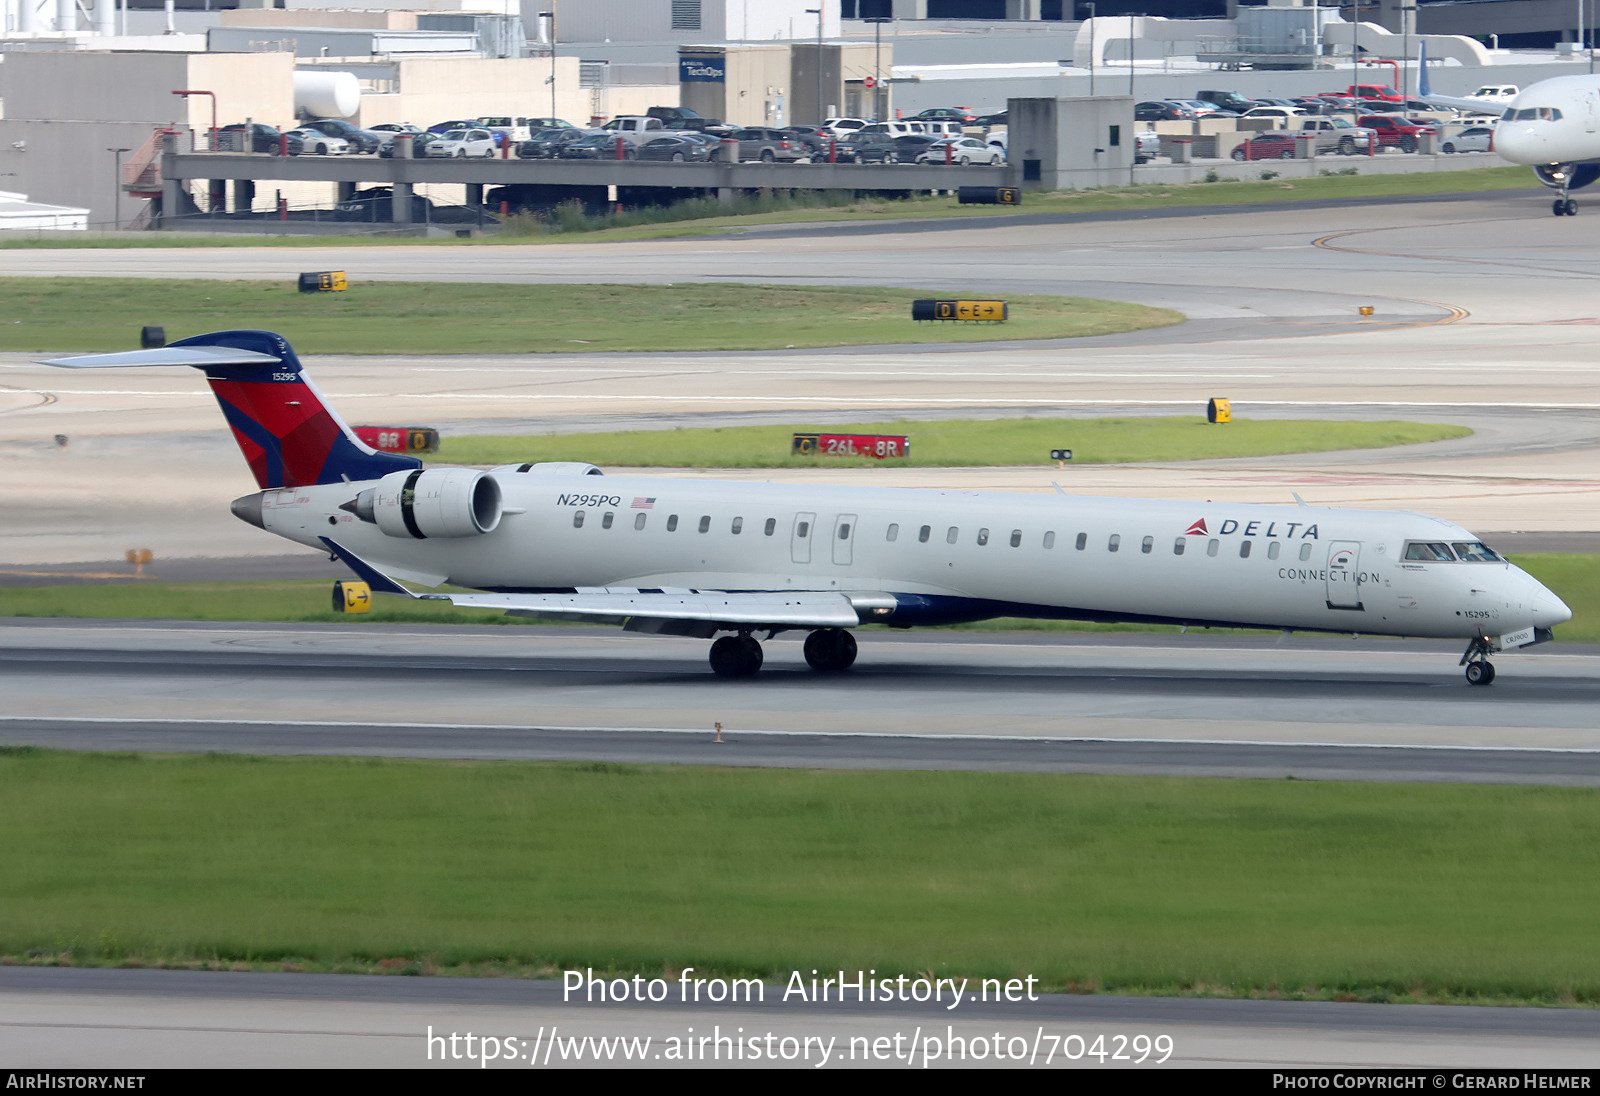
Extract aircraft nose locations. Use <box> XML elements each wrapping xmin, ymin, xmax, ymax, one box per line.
<box><xmin>1530</xmin><ymin>583</ymin><xmax>1572</xmax><ymax>629</ymax></box>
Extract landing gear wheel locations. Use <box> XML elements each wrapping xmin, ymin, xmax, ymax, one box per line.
<box><xmin>1465</xmin><ymin>660</ymin><xmax>1496</xmax><ymax>686</ymax></box>
<box><xmin>803</xmin><ymin>628</ymin><xmax>858</xmax><ymax>673</ymax></box>
<box><xmin>709</xmin><ymin>634</ymin><xmax>763</xmax><ymax>678</ymax></box>
<box><xmin>1565</xmin><ymin>198</ymin><xmax>1579</xmax><ymax>216</ymax></box>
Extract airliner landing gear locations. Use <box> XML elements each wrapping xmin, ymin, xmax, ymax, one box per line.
<box><xmin>803</xmin><ymin>628</ymin><xmax>857</xmax><ymax>673</ymax></box>
<box><xmin>709</xmin><ymin>633</ymin><xmax>763</xmax><ymax>678</ymax></box>
<box><xmin>1459</xmin><ymin>636</ymin><xmax>1497</xmax><ymax>686</ymax></box>
<box><xmin>1553</xmin><ymin>197</ymin><xmax>1578</xmax><ymax>216</ymax></box>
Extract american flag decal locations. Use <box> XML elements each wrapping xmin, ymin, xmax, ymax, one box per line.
<box><xmin>632</xmin><ymin>497</ymin><xmax>656</xmax><ymax>509</ymax></box>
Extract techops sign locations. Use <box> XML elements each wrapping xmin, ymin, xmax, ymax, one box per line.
<box><xmin>680</xmin><ymin>58</ymin><xmax>726</xmax><ymax>82</ymax></box>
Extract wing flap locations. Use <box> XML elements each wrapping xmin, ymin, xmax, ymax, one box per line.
<box><xmin>40</xmin><ymin>347</ymin><xmax>283</xmax><ymax>369</ymax></box>
<box><xmin>432</xmin><ymin>590</ymin><xmax>862</xmax><ymax>629</ymax></box>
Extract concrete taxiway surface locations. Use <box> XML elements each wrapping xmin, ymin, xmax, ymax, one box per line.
<box><xmin>5</xmin><ymin>967</ymin><xmax>1598</xmax><ymax>1069</ymax></box>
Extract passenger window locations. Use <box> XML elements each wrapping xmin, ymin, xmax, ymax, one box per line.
<box><xmin>1010</xmin><ymin>529</ymin><xmax>1022</xmax><ymax>548</ymax></box>
<box><xmin>887</xmin><ymin>523</ymin><xmax>899</xmax><ymax>542</ymax></box>
<box><xmin>1043</xmin><ymin>531</ymin><xmax>1055</xmax><ymax>549</ymax></box>
<box><xmin>573</xmin><ymin>510</ymin><xmax>585</xmax><ymax>529</ymax></box>
<box><xmin>946</xmin><ymin>526</ymin><xmax>959</xmax><ymax>544</ymax></box>
<box><xmin>667</xmin><ymin>514</ymin><xmax>678</xmax><ymax>532</ymax></box>
<box><xmin>1267</xmin><ymin>541</ymin><xmax>1280</xmax><ymax>560</ymax></box>
<box><xmin>1173</xmin><ymin>537</ymin><xmax>1185</xmax><ymax>556</ymax></box>
<box><xmin>698</xmin><ymin>515</ymin><xmax>711</xmax><ymax>533</ymax></box>
<box><xmin>731</xmin><ymin>517</ymin><xmax>743</xmax><ymax>534</ymax></box>
<box><xmin>797</xmin><ymin>521</ymin><xmax>810</xmax><ymax>538</ymax></box>
<box><xmin>919</xmin><ymin>525</ymin><xmax>931</xmax><ymax>543</ymax></box>
<box><xmin>1240</xmin><ymin>539</ymin><xmax>1251</xmax><ymax>558</ymax></box>
<box><xmin>977</xmin><ymin>528</ymin><xmax>989</xmax><ymax>546</ymax></box>
<box><xmin>1207</xmin><ymin>539</ymin><xmax>1219</xmax><ymax>557</ymax></box>
<box><xmin>1075</xmin><ymin>532</ymin><xmax>1087</xmax><ymax>551</ymax></box>
<box><xmin>634</xmin><ymin>512</ymin><xmax>647</xmax><ymax>530</ymax></box>
<box><xmin>764</xmin><ymin>518</ymin><xmax>776</xmax><ymax>536</ymax></box>
<box><xmin>1108</xmin><ymin>534</ymin><xmax>1120</xmax><ymax>553</ymax></box>
<box><xmin>1141</xmin><ymin>536</ymin><xmax>1153</xmax><ymax>554</ymax></box>
<box><xmin>838</xmin><ymin>522</ymin><xmax>851</xmax><ymax>540</ymax></box>
<box><xmin>1299</xmin><ymin>542</ymin><xmax>1312</xmax><ymax>561</ymax></box>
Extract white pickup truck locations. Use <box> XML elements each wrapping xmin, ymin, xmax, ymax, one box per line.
<box><xmin>599</xmin><ymin>116</ymin><xmax>673</xmax><ymax>144</ymax></box>
<box><xmin>1294</xmin><ymin>116</ymin><xmax>1378</xmax><ymax>155</ymax></box>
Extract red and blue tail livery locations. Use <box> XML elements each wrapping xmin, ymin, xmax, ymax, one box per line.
<box><xmin>45</xmin><ymin>329</ymin><xmax>419</xmax><ymax>489</ymax></box>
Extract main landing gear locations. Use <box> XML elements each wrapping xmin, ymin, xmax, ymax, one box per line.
<box><xmin>1552</xmin><ymin>196</ymin><xmax>1578</xmax><ymax>217</ymax></box>
<box><xmin>1459</xmin><ymin>636</ymin><xmax>1497</xmax><ymax>686</ymax></box>
<box><xmin>706</xmin><ymin>628</ymin><xmax>858</xmax><ymax>677</ymax></box>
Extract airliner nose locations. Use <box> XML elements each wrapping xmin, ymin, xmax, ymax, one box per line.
<box><xmin>1531</xmin><ymin>585</ymin><xmax>1572</xmax><ymax>629</ymax></box>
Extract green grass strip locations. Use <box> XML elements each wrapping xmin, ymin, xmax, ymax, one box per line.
<box><xmin>0</xmin><ymin>555</ymin><xmax>1590</xmax><ymax>642</ymax></box>
<box><xmin>0</xmin><ymin>278</ymin><xmax>1178</xmax><ymax>355</ymax></box>
<box><xmin>1</xmin><ymin>750</ymin><xmax>1597</xmax><ymax>1005</ymax></box>
<box><xmin>0</xmin><ymin>165</ymin><xmax>1535</xmax><ymax>249</ymax></box>
<box><xmin>439</xmin><ymin>417</ymin><xmax>1470</xmax><ymax>469</ymax></box>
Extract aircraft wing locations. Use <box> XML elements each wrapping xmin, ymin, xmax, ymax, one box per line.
<box><xmin>1415</xmin><ymin>42</ymin><xmax>1506</xmax><ymax>115</ymax></box>
<box><xmin>320</xmin><ymin>536</ymin><xmax>878</xmax><ymax>635</ymax></box>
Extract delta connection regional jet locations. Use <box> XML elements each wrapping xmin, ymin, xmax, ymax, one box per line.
<box><xmin>45</xmin><ymin>331</ymin><xmax>1570</xmax><ymax>684</ymax></box>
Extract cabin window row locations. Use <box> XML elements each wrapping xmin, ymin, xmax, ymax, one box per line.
<box><xmin>568</xmin><ymin>510</ymin><xmax>1318</xmax><ymax>563</ymax></box>
<box><xmin>572</xmin><ymin>511</ymin><xmax>782</xmax><ymax>536</ymax></box>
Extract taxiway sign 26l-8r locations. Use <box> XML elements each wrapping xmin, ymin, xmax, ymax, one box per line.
<box><xmin>45</xmin><ymin>330</ymin><xmax>1571</xmax><ymax>683</ymax></box>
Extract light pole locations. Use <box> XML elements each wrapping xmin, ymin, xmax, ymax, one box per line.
<box><xmin>1086</xmin><ymin>2</ymin><xmax>1096</xmax><ymax>96</ymax></box>
<box><xmin>866</xmin><ymin>15</ymin><xmax>891</xmax><ymax>120</ymax></box>
<box><xmin>107</xmin><ymin>147</ymin><xmax>129</xmax><ymax>231</ymax></box>
<box><xmin>539</xmin><ymin>12</ymin><xmax>556</xmax><ymax>122</ymax></box>
<box><xmin>1398</xmin><ymin>4</ymin><xmax>1416</xmax><ymax>98</ymax></box>
<box><xmin>806</xmin><ymin>8</ymin><xmax>823</xmax><ymax>124</ymax></box>
<box><xmin>1129</xmin><ymin>12</ymin><xmax>1135</xmax><ymax>97</ymax></box>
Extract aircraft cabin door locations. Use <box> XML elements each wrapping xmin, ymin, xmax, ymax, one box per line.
<box><xmin>832</xmin><ymin>513</ymin><xmax>857</xmax><ymax>565</ymax></box>
<box><xmin>1325</xmin><ymin>541</ymin><xmax>1364</xmax><ymax>609</ymax></box>
<box><xmin>791</xmin><ymin>512</ymin><xmax>815</xmax><ymax>564</ymax></box>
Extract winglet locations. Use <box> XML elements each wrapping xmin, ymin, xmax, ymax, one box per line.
<box><xmin>320</xmin><ymin>536</ymin><xmax>419</xmax><ymax>598</ymax></box>
<box><xmin>1417</xmin><ymin>41</ymin><xmax>1429</xmax><ymax>98</ymax></box>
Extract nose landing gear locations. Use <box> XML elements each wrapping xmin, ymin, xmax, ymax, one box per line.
<box><xmin>1460</xmin><ymin>635</ymin><xmax>1497</xmax><ymax>686</ymax></box>
<box><xmin>1553</xmin><ymin>196</ymin><xmax>1578</xmax><ymax>216</ymax></box>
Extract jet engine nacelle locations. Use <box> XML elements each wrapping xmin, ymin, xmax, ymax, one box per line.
<box><xmin>346</xmin><ymin>467</ymin><xmax>502</xmax><ymax>539</ymax></box>
<box><xmin>1533</xmin><ymin>163</ymin><xmax>1600</xmax><ymax>191</ymax></box>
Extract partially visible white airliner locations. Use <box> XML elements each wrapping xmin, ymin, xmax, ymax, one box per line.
<box><xmin>44</xmin><ymin>331</ymin><xmax>1571</xmax><ymax>684</ymax></box>
<box><xmin>1418</xmin><ymin>43</ymin><xmax>1600</xmax><ymax>215</ymax></box>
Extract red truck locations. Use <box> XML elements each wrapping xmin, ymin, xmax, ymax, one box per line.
<box><xmin>1345</xmin><ymin>83</ymin><xmax>1404</xmax><ymax>102</ymax></box>
<box><xmin>1356</xmin><ymin>114</ymin><xmax>1438</xmax><ymax>152</ymax></box>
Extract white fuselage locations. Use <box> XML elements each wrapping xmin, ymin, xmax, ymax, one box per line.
<box><xmin>255</xmin><ymin>469</ymin><xmax>1568</xmax><ymax>640</ymax></box>
<box><xmin>1487</xmin><ymin>75</ymin><xmax>1600</xmax><ymax>165</ymax></box>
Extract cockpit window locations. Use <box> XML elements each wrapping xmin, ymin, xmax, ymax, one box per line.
<box><xmin>1451</xmin><ymin>541</ymin><xmax>1501</xmax><ymax>562</ymax></box>
<box><xmin>1403</xmin><ymin>541</ymin><xmax>1456</xmax><ymax>561</ymax></box>
<box><xmin>1508</xmin><ymin>108</ymin><xmax>1561</xmax><ymax>122</ymax></box>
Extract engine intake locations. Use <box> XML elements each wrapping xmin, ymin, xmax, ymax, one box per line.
<box><xmin>344</xmin><ymin>468</ymin><xmax>502</xmax><ymax>539</ymax></box>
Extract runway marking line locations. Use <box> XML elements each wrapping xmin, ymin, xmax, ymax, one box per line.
<box><xmin>2</xmin><ymin>716</ymin><xmax>1596</xmax><ymax>755</ymax></box>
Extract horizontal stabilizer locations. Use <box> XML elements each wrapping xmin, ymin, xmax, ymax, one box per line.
<box><xmin>40</xmin><ymin>347</ymin><xmax>282</xmax><ymax>369</ymax></box>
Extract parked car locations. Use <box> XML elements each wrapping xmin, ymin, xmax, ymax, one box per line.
<box><xmin>914</xmin><ymin>107</ymin><xmax>978</xmax><ymax>124</ymax></box>
<box><xmin>1135</xmin><ymin>100</ymin><xmax>1196</xmax><ymax>122</ymax></box>
<box><xmin>297</xmin><ymin>118</ymin><xmax>381</xmax><ymax>154</ymax></box>
<box><xmin>856</xmin><ymin>121</ymin><xmax>927</xmax><ymax>139</ymax></box>
<box><xmin>781</xmin><ymin>126</ymin><xmax>830</xmax><ymax>156</ymax></box>
<box><xmin>426</xmin><ymin>128</ymin><xmax>499</xmax><ymax>158</ymax></box>
<box><xmin>1241</xmin><ymin>106</ymin><xmax>1306</xmax><ymax>122</ymax></box>
<box><xmin>377</xmin><ymin>132</ymin><xmax>444</xmax><ymax>158</ymax></box>
<box><xmin>215</xmin><ymin>123</ymin><xmax>301</xmax><ymax>155</ymax></box>
<box><xmin>1170</xmin><ymin>99</ymin><xmax>1237</xmax><ymax>117</ymax></box>
<box><xmin>891</xmin><ymin>134</ymin><xmax>940</xmax><ymax>159</ymax></box>
<box><xmin>1294</xmin><ymin>116</ymin><xmax>1378</xmax><ymax>155</ymax></box>
<box><xmin>914</xmin><ymin>137</ymin><xmax>1002</xmax><ymax>165</ymax></box>
<box><xmin>822</xmin><ymin>117</ymin><xmax>871</xmax><ymax>139</ymax></box>
<box><xmin>635</xmin><ymin>135</ymin><xmax>713</xmax><ymax>162</ymax></box>
<box><xmin>366</xmin><ymin>122</ymin><xmax>423</xmax><ymax>154</ymax></box>
<box><xmin>1135</xmin><ymin>129</ymin><xmax>1159</xmax><ymax>163</ymax></box>
<box><xmin>1440</xmin><ymin>126</ymin><xmax>1494</xmax><ymax>153</ymax></box>
<box><xmin>972</xmin><ymin>110</ymin><xmax>1007</xmax><ymax>127</ymax></box>
<box><xmin>524</xmin><ymin>117</ymin><xmax>581</xmax><ymax>131</ymax></box>
<box><xmin>516</xmin><ymin>128</ymin><xmax>591</xmax><ymax>159</ymax></box>
<box><xmin>645</xmin><ymin>106</ymin><xmax>733</xmax><ymax>135</ymax></box>
<box><xmin>476</xmin><ymin>116</ymin><xmax>542</xmax><ymax>142</ymax></box>
<box><xmin>427</xmin><ymin>119</ymin><xmax>481</xmax><ymax>135</ymax></box>
<box><xmin>559</xmin><ymin>133</ymin><xmax>636</xmax><ymax>160</ymax></box>
<box><xmin>1231</xmin><ymin>132</ymin><xmax>1300</xmax><ymax>160</ymax></box>
<box><xmin>731</xmin><ymin>127</ymin><xmax>808</xmax><ymax>162</ymax></box>
<box><xmin>839</xmin><ymin>132</ymin><xmax>899</xmax><ymax>163</ymax></box>
<box><xmin>285</xmin><ymin>128</ymin><xmax>349</xmax><ymax>155</ymax></box>
<box><xmin>1357</xmin><ymin>114</ymin><xmax>1438</xmax><ymax>151</ymax></box>
<box><xmin>334</xmin><ymin>186</ymin><xmax>434</xmax><ymax>222</ymax></box>
<box><xmin>1197</xmin><ymin>90</ymin><xmax>1256</xmax><ymax>113</ymax></box>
